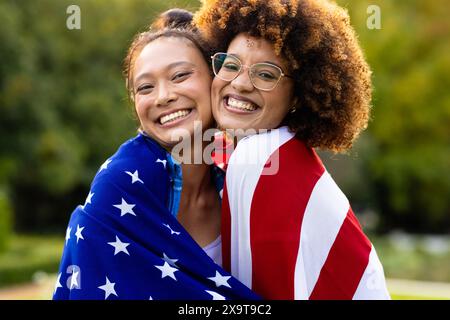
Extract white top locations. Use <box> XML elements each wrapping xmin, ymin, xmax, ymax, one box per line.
<box><xmin>202</xmin><ymin>235</ymin><xmax>222</xmax><ymax>267</ymax></box>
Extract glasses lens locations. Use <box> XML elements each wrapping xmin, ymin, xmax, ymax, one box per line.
<box><xmin>212</xmin><ymin>53</ymin><xmax>241</xmax><ymax>81</ymax></box>
<box><xmin>250</xmin><ymin>63</ymin><xmax>282</xmax><ymax>91</ymax></box>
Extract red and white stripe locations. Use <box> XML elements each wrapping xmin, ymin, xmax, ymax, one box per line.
<box><xmin>222</xmin><ymin>127</ymin><xmax>390</xmax><ymax>300</ymax></box>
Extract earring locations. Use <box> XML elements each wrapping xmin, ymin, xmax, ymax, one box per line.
<box><xmin>290</xmin><ymin>106</ymin><xmax>297</xmax><ymax>114</ymax></box>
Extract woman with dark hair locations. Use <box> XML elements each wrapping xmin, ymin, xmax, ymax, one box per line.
<box><xmin>195</xmin><ymin>0</ymin><xmax>390</xmax><ymax>299</ymax></box>
<box><xmin>53</xmin><ymin>9</ymin><xmax>258</xmax><ymax>300</ymax></box>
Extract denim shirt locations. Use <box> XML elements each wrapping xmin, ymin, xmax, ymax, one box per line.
<box><xmin>140</xmin><ymin>130</ymin><xmax>224</xmax><ymax>218</ymax></box>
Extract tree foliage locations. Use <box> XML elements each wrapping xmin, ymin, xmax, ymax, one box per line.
<box><xmin>338</xmin><ymin>0</ymin><xmax>450</xmax><ymax>233</ymax></box>
<box><xmin>0</xmin><ymin>0</ymin><xmax>176</xmax><ymax>231</ymax></box>
<box><xmin>0</xmin><ymin>0</ymin><xmax>448</xmax><ymax>233</ymax></box>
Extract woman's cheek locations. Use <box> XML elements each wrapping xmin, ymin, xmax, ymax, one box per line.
<box><xmin>135</xmin><ymin>95</ymin><xmax>152</xmax><ymax>113</ymax></box>
<box><xmin>134</xmin><ymin>94</ymin><xmax>147</xmax><ymax>106</ymax></box>
<box><xmin>180</xmin><ymin>80</ymin><xmax>210</xmax><ymax>96</ymax></box>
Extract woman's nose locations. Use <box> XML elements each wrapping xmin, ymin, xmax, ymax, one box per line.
<box><xmin>156</xmin><ymin>83</ymin><xmax>177</xmax><ymax>106</ymax></box>
<box><xmin>231</xmin><ymin>67</ymin><xmax>254</xmax><ymax>92</ymax></box>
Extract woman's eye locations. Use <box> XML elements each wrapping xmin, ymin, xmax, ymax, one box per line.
<box><xmin>223</xmin><ymin>63</ymin><xmax>240</xmax><ymax>71</ymax></box>
<box><xmin>136</xmin><ymin>84</ymin><xmax>154</xmax><ymax>93</ymax></box>
<box><xmin>172</xmin><ymin>71</ymin><xmax>192</xmax><ymax>81</ymax></box>
<box><xmin>257</xmin><ymin>71</ymin><xmax>276</xmax><ymax>81</ymax></box>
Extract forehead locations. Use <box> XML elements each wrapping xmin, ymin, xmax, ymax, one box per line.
<box><xmin>134</xmin><ymin>36</ymin><xmax>205</xmax><ymax>75</ymax></box>
<box><xmin>227</xmin><ymin>33</ymin><xmax>287</xmax><ymax>67</ymax></box>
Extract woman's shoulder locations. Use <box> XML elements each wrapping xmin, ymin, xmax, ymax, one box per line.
<box><xmin>228</xmin><ymin>126</ymin><xmax>323</xmax><ymax>176</ymax></box>
<box><xmin>229</xmin><ymin>127</ymin><xmax>292</xmax><ymax>168</ymax></box>
<box><xmin>96</xmin><ymin>134</ymin><xmax>167</xmax><ymax>178</ymax></box>
<box><xmin>76</xmin><ymin>133</ymin><xmax>172</xmax><ymax>224</ymax></box>
<box><xmin>235</xmin><ymin>126</ymin><xmax>294</xmax><ymax>150</ymax></box>
<box><xmin>90</xmin><ymin>133</ymin><xmax>171</xmax><ymax>194</ymax></box>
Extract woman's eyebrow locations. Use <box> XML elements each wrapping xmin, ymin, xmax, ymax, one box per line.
<box><xmin>166</xmin><ymin>61</ymin><xmax>196</xmax><ymax>70</ymax></box>
<box><xmin>228</xmin><ymin>53</ymin><xmax>283</xmax><ymax>70</ymax></box>
<box><xmin>135</xmin><ymin>61</ymin><xmax>196</xmax><ymax>83</ymax></box>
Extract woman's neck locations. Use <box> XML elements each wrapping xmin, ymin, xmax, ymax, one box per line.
<box><xmin>177</xmin><ymin>162</ymin><xmax>221</xmax><ymax>247</ymax></box>
<box><xmin>170</xmin><ymin>139</ymin><xmax>214</xmax><ymax>192</ymax></box>
<box><xmin>181</xmin><ymin>163</ymin><xmax>212</xmax><ymax>201</ymax></box>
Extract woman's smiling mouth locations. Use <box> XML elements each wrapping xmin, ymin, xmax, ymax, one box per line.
<box><xmin>158</xmin><ymin>109</ymin><xmax>193</xmax><ymax>125</ymax></box>
<box><xmin>223</xmin><ymin>94</ymin><xmax>259</xmax><ymax>113</ymax></box>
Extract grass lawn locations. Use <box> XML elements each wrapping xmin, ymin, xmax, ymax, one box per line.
<box><xmin>0</xmin><ymin>234</ymin><xmax>64</xmax><ymax>288</ymax></box>
<box><xmin>370</xmin><ymin>234</ymin><xmax>450</xmax><ymax>283</ymax></box>
<box><xmin>391</xmin><ymin>294</ymin><xmax>448</xmax><ymax>300</ymax></box>
<box><xmin>0</xmin><ymin>233</ymin><xmax>449</xmax><ymax>300</ymax></box>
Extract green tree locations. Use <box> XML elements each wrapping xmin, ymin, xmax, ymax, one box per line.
<box><xmin>0</xmin><ymin>189</ymin><xmax>12</xmax><ymax>252</ymax></box>
<box><xmin>1</xmin><ymin>0</ymin><xmax>448</xmax><ymax>234</ymax></box>
<box><xmin>336</xmin><ymin>0</ymin><xmax>450</xmax><ymax>233</ymax></box>
<box><xmin>0</xmin><ymin>0</ymin><xmax>199</xmax><ymax>232</ymax></box>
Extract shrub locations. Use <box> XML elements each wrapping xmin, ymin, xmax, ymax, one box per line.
<box><xmin>0</xmin><ymin>189</ymin><xmax>12</xmax><ymax>253</ymax></box>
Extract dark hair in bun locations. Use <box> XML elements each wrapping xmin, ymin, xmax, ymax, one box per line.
<box><xmin>124</xmin><ymin>9</ymin><xmax>213</xmax><ymax>104</ymax></box>
<box><xmin>151</xmin><ymin>8</ymin><xmax>194</xmax><ymax>30</ymax></box>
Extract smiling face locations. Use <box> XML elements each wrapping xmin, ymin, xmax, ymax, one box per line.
<box><xmin>133</xmin><ymin>36</ymin><xmax>213</xmax><ymax>149</ymax></box>
<box><xmin>211</xmin><ymin>33</ymin><xmax>296</xmax><ymax>132</ymax></box>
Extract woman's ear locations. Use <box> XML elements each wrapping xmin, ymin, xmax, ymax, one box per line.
<box><xmin>290</xmin><ymin>96</ymin><xmax>299</xmax><ymax>113</ymax></box>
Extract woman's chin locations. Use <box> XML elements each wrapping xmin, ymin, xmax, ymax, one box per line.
<box><xmin>217</xmin><ymin>116</ymin><xmax>256</xmax><ymax>132</ymax></box>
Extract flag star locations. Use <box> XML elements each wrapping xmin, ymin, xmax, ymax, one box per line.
<box><xmin>65</xmin><ymin>226</ymin><xmax>72</xmax><ymax>245</ymax></box>
<box><xmin>208</xmin><ymin>271</ymin><xmax>232</xmax><ymax>288</ymax></box>
<box><xmin>162</xmin><ymin>253</ymin><xmax>178</xmax><ymax>267</ymax></box>
<box><xmin>163</xmin><ymin>223</ymin><xmax>180</xmax><ymax>235</ymax></box>
<box><xmin>149</xmin><ymin>296</ymin><xmax>154</xmax><ymax>300</ymax></box>
<box><xmin>113</xmin><ymin>198</ymin><xmax>136</xmax><ymax>217</ymax></box>
<box><xmin>83</xmin><ymin>191</ymin><xmax>94</xmax><ymax>208</ymax></box>
<box><xmin>75</xmin><ymin>224</ymin><xmax>85</xmax><ymax>243</ymax></box>
<box><xmin>205</xmin><ymin>290</ymin><xmax>226</xmax><ymax>300</ymax></box>
<box><xmin>98</xmin><ymin>277</ymin><xmax>118</xmax><ymax>300</ymax></box>
<box><xmin>70</xmin><ymin>270</ymin><xmax>80</xmax><ymax>289</ymax></box>
<box><xmin>155</xmin><ymin>262</ymin><xmax>178</xmax><ymax>281</ymax></box>
<box><xmin>54</xmin><ymin>273</ymin><xmax>63</xmax><ymax>294</ymax></box>
<box><xmin>125</xmin><ymin>170</ymin><xmax>144</xmax><ymax>184</ymax></box>
<box><xmin>107</xmin><ymin>235</ymin><xmax>130</xmax><ymax>256</ymax></box>
<box><xmin>156</xmin><ymin>159</ymin><xmax>167</xmax><ymax>169</ymax></box>
<box><xmin>99</xmin><ymin>159</ymin><xmax>112</xmax><ymax>172</ymax></box>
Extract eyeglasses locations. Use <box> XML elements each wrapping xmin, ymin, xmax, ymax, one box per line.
<box><xmin>211</xmin><ymin>52</ymin><xmax>293</xmax><ymax>91</ymax></box>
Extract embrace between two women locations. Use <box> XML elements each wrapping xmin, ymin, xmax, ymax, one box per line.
<box><xmin>54</xmin><ymin>0</ymin><xmax>390</xmax><ymax>300</ymax></box>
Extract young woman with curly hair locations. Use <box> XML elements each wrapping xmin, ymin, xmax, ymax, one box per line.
<box><xmin>194</xmin><ymin>0</ymin><xmax>390</xmax><ymax>299</ymax></box>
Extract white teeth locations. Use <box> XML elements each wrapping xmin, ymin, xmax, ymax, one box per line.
<box><xmin>227</xmin><ymin>97</ymin><xmax>257</xmax><ymax>111</ymax></box>
<box><xmin>160</xmin><ymin>109</ymin><xmax>191</xmax><ymax>125</ymax></box>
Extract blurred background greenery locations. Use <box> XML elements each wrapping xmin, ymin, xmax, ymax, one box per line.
<box><xmin>0</xmin><ymin>0</ymin><xmax>449</xmax><ymax>299</ymax></box>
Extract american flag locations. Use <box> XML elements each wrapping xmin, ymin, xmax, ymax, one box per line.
<box><xmin>53</xmin><ymin>133</ymin><xmax>259</xmax><ymax>300</ymax></box>
<box><xmin>219</xmin><ymin>127</ymin><xmax>391</xmax><ymax>300</ymax></box>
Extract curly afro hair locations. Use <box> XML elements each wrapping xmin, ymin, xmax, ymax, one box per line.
<box><xmin>194</xmin><ymin>0</ymin><xmax>372</xmax><ymax>153</ymax></box>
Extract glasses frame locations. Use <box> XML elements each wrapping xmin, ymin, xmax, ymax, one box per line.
<box><xmin>211</xmin><ymin>52</ymin><xmax>294</xmax><ymax>92</ymax></box>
